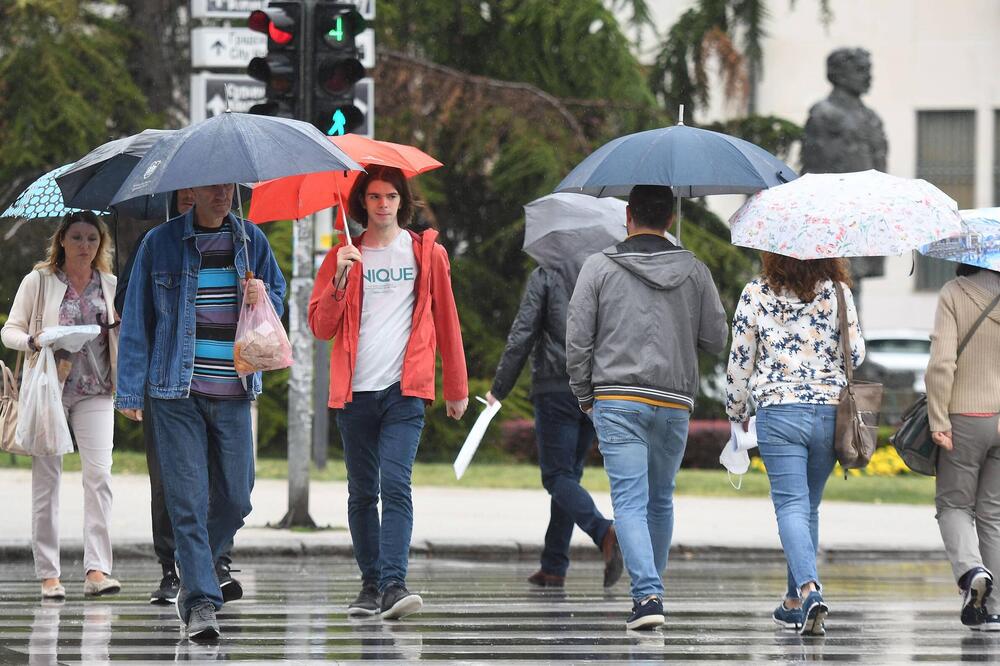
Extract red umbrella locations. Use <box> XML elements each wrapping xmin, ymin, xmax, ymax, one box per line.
<box><xmin>247</xmin><ymin>135</ymin><xmax>442</xmax><ymax>226</ymax></box>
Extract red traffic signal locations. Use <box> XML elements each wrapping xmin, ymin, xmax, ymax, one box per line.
<box><xmin>248</xmin><ymin>7</ymin><xmax>298</xmax><ymax>47</ymax></box>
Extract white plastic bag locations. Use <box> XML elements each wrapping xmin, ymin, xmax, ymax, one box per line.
<box><xmin>15</xmin><ymin>347</ymin><xmax>72</xmax><ymax>456</ymax></box>
<box><xmin>37</xmin><ymin>325</ymin><xmax>101</xmax><ymax>352</ymax></box>
<box><xmin>233</xmin><ymin>289</ymin><xmax>293</xmax><ymax>378</ymax></box>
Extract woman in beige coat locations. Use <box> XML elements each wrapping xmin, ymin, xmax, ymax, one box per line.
<box><xmin>927</xmin><ymin>263</ymin><xmax>1000</xmax><ymax>631</ymax></box>
<box><xmin>1</xmin><ymin>211</ymin><xmax>121</xmax><ymax>600</ymax></box>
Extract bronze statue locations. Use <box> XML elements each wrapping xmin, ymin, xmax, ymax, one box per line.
<box><xmin>802</xmin><ymin>47</ymin><xmax>888</xmax><ymax>288</ymax></box>
<box><xmin>802</xmin><ymin>48</ymin><xmax>887</xmax><ymax>174</ymax></box>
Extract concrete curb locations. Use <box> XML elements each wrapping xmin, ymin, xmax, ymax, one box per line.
<box><xmin>0</xmin><ymin>539</ymin><xmax>946</xmax><ymax>564</ymax></box>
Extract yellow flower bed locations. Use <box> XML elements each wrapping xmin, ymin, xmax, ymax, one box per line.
<box><xmin>750</xmin><ymin>446</ymin><xmax>911</xmax><ymax>477</ymax></box>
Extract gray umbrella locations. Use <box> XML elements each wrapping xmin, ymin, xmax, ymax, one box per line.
<box><xmin>555</xmin><ymin>120</ymin><xmax>796</xmax><ymax>241</ymax></box>
<box><xmin>57</xmin><ymin>129</ymin><xmax>175</xmax><ymax>220</ymax></box>
<box><xmin>110</xmin><ymin>111</ymin><xmax>362</xmax><ymax>205</ymax></box>
<box><xmin>523</xmin><ymin>193</ymin><xmax>628</xmax><ymax>269</ymax></box>
<box><xmin>524</xmin><ymin>193</ymin><xmax>675</xmax><ymax>270</ymax></box>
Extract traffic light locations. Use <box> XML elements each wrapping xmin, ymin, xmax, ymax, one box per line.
<box><xmin>311</xmin><ymin>2</ymin><xmax>366</xmax><ymax>135</ymax></box>
<box><xmin>247</xmin><ymin>1</ymin><xmax>303</xmax><ymax>118</ymax></box>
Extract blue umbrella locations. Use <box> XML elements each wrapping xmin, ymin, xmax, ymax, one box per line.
<box><xmin>555</xmin><ymin>123</ymin><xmax>797</xmax><ymax>198</ymax></box>
<box><xmin>555</xmin><ymin>121</ymin><xmax>797</xmax><ymax>241</ymax></box>
<box><xmin>57</xmin><ymin>129</ymin><xmax>175</xmax><ymax>220</ymax></box>
<box><xmin>919</xmin><ymin>207</ymin><xmax>1000</xmax><ymax>271</ymax></box>
<box><xmin>1</xmin><ymin>165</ymin><xmax>107</xmax><ymax>219</ymax></box>
<box><xmin>110</xmin><ymin>111</ymin><xmax>362</xmax><ymax>205</ymax></box>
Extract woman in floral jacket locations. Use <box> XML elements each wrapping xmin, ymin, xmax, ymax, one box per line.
<box><xmin>725</xmin><ymin>253</ymin><xmax>865</xmax><ymax>636</ymax></box>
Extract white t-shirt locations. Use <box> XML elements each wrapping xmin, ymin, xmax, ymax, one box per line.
<box><xmin>352</xmin><ymin>230</ymin><xmax>417</xmax><ymax>392</ymax></box>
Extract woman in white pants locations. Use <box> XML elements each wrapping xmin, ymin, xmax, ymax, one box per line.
<box><xmin>2</xmin><ymin>211</ymin><xmax>120</xmax><ymax>600</ymax></box>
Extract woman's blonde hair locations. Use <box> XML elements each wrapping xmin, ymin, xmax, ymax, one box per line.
<box><xmin>34</xmin><ymin>211</ymin><xmax>114</xmax><ymax>274</ymax></box>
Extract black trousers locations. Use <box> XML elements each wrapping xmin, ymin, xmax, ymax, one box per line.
<box><xmin>145</xmin><ymin>393</ymin><xmax>232</xmax><ymax>571</ymax></box>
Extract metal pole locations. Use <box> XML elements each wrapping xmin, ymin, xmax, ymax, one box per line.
<box><xmin>277</xmin><ymin>213</ymin><xmax>316</xmax><ymax>527</ymax></box>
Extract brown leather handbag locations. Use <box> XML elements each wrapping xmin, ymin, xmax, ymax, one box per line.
<box><xmin>1</xmin><ymin>272</ymin><xmax>44</xmax><ymax>456</ymax></box>
<box><xmin>833</xmin><ymin>282</ymin><xmax>883</xmax><ymax>471</ymax></box>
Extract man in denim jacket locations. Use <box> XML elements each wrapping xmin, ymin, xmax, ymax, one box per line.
<box><xmin>116</xmin><ymin>183</ymin><xmax>285</xmax><ymax>640</ymax></box>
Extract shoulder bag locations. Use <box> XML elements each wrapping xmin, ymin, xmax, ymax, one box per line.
<box><xmin>891</xmin><ymin>290</ymin><xmax>1000</xmax><ymax>476</ymax></box>
<box><xmin>0</xmin><ymin>271</ymin><xmax>45</xmax><ymax>455</ymax></box>
<box><xmin>833</xmin><ymin>282</ymin><xmax>884</xmax><ymax>471</ymax></box>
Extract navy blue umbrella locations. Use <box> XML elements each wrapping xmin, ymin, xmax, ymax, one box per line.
<box><xmin>57</xmin><ymin>129</ymin><xmax>175</xmax><ymax>220</ymax></box>
<box><xmin>110</xmin><ymin>111</ymin><xmax>362</xmax><ymax>205</ymax></box>
<box><xmin>555</xmin><ymin>123</ymin><xmax>796</xmax><ymax>198</ymax></box>
<box><xmin>554</xmin><ymin>121</ymin><xmax>797</xmax><ymax>242</ymax></box>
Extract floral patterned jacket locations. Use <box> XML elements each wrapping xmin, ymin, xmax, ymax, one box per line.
<box><xmin>725</xmin><ymin>277</ymin><xmax>866</xmax><ymax>422</ymax></box>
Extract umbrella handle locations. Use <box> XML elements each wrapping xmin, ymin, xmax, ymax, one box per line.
<box><xmin>337</xmin><ymin>184</ymin><xmax>353</xmax><ymax>246</ymax></box>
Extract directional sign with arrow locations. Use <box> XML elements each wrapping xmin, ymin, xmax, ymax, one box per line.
<box><xmin>191</xmin><ymin>27</ymin><xmax>266</xmax><ymax>69</ymax></box>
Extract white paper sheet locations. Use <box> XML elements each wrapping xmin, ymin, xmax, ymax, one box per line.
<box><xmin>453</xmin><ymin>397</ymin><xmax>502</xmax><ymax>479</ymax></box>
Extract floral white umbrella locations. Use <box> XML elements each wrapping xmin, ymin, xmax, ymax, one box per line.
<box><xmin>918</xmin><ymin>207</ymin><xmax>1000</xmax><ymax>271</ymax></box>
<box><xmin>729</xmin><ymin>170</ymin><xmax>962</xmax><ymax>259</ymax></box>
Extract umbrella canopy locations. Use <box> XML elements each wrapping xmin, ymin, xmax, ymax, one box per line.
<box><xmin>728</xmin><ymin>170</ymin><xmax>963</xmax><ymax>259</ymax></box>
<box><xmin>110</xmin><ymin>111</ymin><xmax>362</xmax><ymax>205</ymax></box>
<box><xmin>919</xmin><ymin>207</ymin><xmax>1000</xmax><ymax>271</ymax></box>
<box><xmin>554</xmin><ymin>124</ymin><xmax>797</xmax><ymax>198</ymax></box>
<box><xmin>2</xmin><ymin>165</ymin><xmax>107</xmax><ymax>220</ymax></box>
<box><xmin>523</xmin><ymin>193</ymin><xmax>628</xmax><ymax>269</ymax></box>
<box><xmin>57</xmin><ymin>129</ymin><xmax>175</xmax><ymax>220</ymax></box>
<box><xmin>247</xmin><ymin>135</ymin><xmax>441</xmax><ymax>223</ymax></box>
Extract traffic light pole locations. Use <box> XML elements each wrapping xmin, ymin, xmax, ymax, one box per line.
<box><xmin>277</xmin><ymin>0</ymin><xmax>318</xmax><ymax>528</ymax></box>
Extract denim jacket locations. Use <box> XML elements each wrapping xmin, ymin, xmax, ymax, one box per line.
<box><xmin>114</xmin><ymin>210</ymin><xmax>286</xmax><ymax>409</ymax></box>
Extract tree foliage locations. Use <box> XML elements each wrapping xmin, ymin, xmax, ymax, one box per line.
<box><xmin>0</xmin><ymin>0</ymin><xmax>154</xmax><ymax>201</ymax></box>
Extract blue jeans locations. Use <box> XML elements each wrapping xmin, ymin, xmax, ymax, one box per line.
<box><xmin>337</xmin><ymin>382</ymin><xmax>425</xmax><ymax>590</ymax></box>
<box><xmin>756</xmin><ymin>403</ymin><xmax>837</xmax><ymax>599</ymax></box>
<box><xmin>534</xmin><ymin>392</ymin><xmax>613</xmax><ymax>576</ymax></box>
<box><xmin>593</xmin><ymin>400</ymin><xmax>689</xmax><ymax>600</ymax></box>
<box><xmin>148</xmin><ymin>395</ymin><xmax>254</xmax><ymax>618</ymax></box>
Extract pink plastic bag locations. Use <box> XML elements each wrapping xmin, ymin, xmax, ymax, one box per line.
<box><xmin>233</xmin><ymin>285</ymin><xmax>293</xmax><ymax>378</ymax></box>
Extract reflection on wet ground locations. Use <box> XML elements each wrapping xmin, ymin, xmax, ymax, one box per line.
<box><xmin>0</xmin><ymin>556</ymin><xmax>998</xmax><ymax>663</ymax></box>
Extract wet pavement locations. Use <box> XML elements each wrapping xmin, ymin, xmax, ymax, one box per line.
<box><xmin>1</xmin><ymin>556</ymin><xmax>998</xmax><ymax>664</ymax></box>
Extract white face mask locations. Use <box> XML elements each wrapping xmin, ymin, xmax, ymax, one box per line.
<box><xmin>719</xmin><ymin>440</ymin><xmax>751</xmax><ymax>476</ymax></box>
<box><xmin>720</xmin><ymin>417</ymin><xmax>758</xmax><ymax>488</ymax></box>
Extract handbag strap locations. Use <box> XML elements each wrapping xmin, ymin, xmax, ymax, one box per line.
<box><xmin>956</xmin><ymin>290</ymin><xmax>1000</xmax><ymax>359</ymax></box>
<box><xmin>1</xmin><ymin>361</ymin><xmax>16</xmax><ymax>399</ymax></box>
<box><xmin>833</xmin><ymin>281</ymin><xmax>855</xmax><ymax>384</ymax></box>
<box><xmin>30</xmin><ymin>269</ymin><xmax>45</xmax><ymax>337</ymax></box>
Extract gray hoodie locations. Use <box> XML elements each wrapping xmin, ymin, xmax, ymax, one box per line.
<box><xmin>566</xmin><ymin>234</ymin><xmax>728</xmax><ymax>411</ymax></box>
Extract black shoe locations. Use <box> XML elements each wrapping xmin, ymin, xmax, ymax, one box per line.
<box><xmin>347</xmin><ymin>584</ymin><xmax>381</xmax><ymax>617</ymax></box>
<box><xmin>216</xmin><ymin>562</ymin><xmax>243</xmax><ymax>603</ymax></box>
<box><xmin>626</xmin><ymin>595</ymin><xmax>665</xmax><ymax>630</ymax></box>
<box><xmin>962</xmin><ymin>567</ymin><xmax>994</xmax><ymax>628</ymax></box>
<box><xmin>601</xmin><ymin>525</ymin><xmax>624</xmax><ymax>588</ymax></box>
<box><xmin>150</xmin><ymin>568</ymin><xmax>180</xmax><ymax>605</ymax></box>
<box><xmin>380</xmin><ymin>583</ymin><xmax>423</xmax><ymax>620</ymax></box>
<box><xmin>186</xmin><ymin>601</ymin><xmax>220</xmax><ymax>641</ymax></box>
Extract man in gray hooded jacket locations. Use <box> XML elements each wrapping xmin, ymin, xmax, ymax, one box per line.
<box><xmin>566</xmin><ymin>185</ymin><xmax>728</xmax><ymax>630</ymax></box>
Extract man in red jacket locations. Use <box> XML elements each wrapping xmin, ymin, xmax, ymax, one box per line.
<box><xmin>309</xmin><ymin>166</ymin><xmax>468</xmax><ymax>620</ymax></box>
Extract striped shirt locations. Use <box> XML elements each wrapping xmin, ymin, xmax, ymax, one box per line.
<box><xmin>190</xmin><ymin>221</ymin><xmax>245</xmax><ymax>399</ymax></box>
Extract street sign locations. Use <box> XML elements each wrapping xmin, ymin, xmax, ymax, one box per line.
<box><xmin>354</xmin><ymin>78</ymin><xmax>374</xmax><ymax>138</ymax></box>
<box><xmin>356</xmin><ymin>0</ymin><xmax>375</xmax><ymax>20</ymax></box>
<box><xmin>190</xmin><ymin>72</ymin><xmax>265</xmax><ymax>123</ymax></box>
<box><xmin>191</xmin><ymin>0</ymin><xmax>266</xmax><ymax>19</ymax></box>
<box><xmin>192</xmin><ymin>27</ymin><xmax>267</xmax><ymax>69</ymax></box>
<box><xmin>356</xmin><ymin>29</ymin><xmax>374</xmax><ymax>69</ymax></box>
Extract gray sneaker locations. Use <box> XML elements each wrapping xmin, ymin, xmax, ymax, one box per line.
<box><xmin>186</xmin><ymin>601</ymin><xmax>220</xmax><ymax>641</ymax></box>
